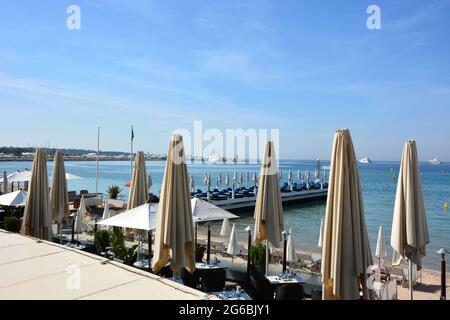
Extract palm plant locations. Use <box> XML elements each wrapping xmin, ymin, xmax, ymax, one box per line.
<box><xmin>107</xmin><ymin>185</ymin><xmax>122</xmax><ymax>199</ymax></box>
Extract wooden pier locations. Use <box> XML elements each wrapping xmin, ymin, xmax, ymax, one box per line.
<box><xmin>210</xmin><ymin>188</ymin><xmax>328</xmax><ymax>212</ymax></box>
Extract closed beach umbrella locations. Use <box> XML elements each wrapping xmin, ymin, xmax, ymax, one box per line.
<box><xmin>233</xmin><ymin>171</ymin><xmax>237</xmax><ymax>183</ymax></box>
<box><xmin>225</xmin><ymin>173</ymin><xmax>230</xmax><ymax>187</ymax></box>
<box><xmin>321</xmin><ymin>129</ymin><xmax>373</xmax><ymax>300</ymax></box>
<box><xmin>288</xmin><ymin>169</ymin><xmax>292</xmax><ymax>182</ymax></box>
<box><xmin>152</xmin><ymin>135</ymin><xmax>195</xmax><ymax>275</ymax></box>
<box><xmin>246</xmin><ymin>171</ymin><xmax>250</xmax><ymax>182</ymax></box>
<box><xmin>2</xmin><ymin>171</ymin><xmax>7</xmax><ymax>194</ymax></box>
<box><xmin>102</xmin><ymin>200</ymin><xmax>111</xmax><ymax>220</ymax></box>
<box><xmin>227</xmin><ymin>223</ymin><xmax>240</xmax><ymax>256</ymax></box>
<box><xmin>127</xmin><ymin>151</ymin><xmax>149</xmax><ymax>210</ymax></box>
<box><xmin>254</xmin><ymin>141</ymin><xmax>284</xmax><ymax>275</ymax></box>
<box><xmin>316</xmin><ymin>159</ymin><xmax>321</xmax><ymax>177</ymax></box>
<box><xmin>286</xmin><ymin>228</ymin><xmax>297</xmax><ymax>263</ymax></box>
<box><xmin>279</xmin><ymin>169</ymin><xmax>282</xmax><ymax>179</ymax></box>
<box><xmin>391</xmin><ymin>140</ymin><xmax>429</xmax><ymax>300</ymax></box>
<box><xmin>190</xmin><ymin>175</ymin><xmax>195</xmax><ymax>193</ymax></box>
<box><xmin>306</xmin><ymin>170</ymin><xmax>310</xmax><ymax>189</ymax></box>
<box><xmin>220</xmin><ymin>218</ymin><xmax>231</xmax><ymax>238</ymax></box>
<box><xmin>74</xmin><ymin>195</ymin><xmax>86</xmax><ymax>234</ymax></box>
<box><xmin>21</xmin><ymin>149</ymin><xmax>52</xmax><ymax>240</ymax></box>
<box><xmin>50</xmin><ymin>151</ymin><xmax>69</xmax><ymax>225</ymax></box>
<box><xmin>238</xmin><ymin>172</ymin><xmax>243</xmax><ymax>187</ymax></box>
<box><xmin>318</xmin><ymin>218</ymin><xmax>324</xmax><ymax>248</ymax></box>
<box><xmin>218</xmin><ymin>173</ymin><xmax>222</xmax><ymax>187</ymax></box>
<box><xmin>0</xmin><ymin>190</ymin><xmax>27</xmax><ymax>206</ymax></box>
<box><xmin>203</xmin><ymin>172</ymin><xmax>208</xmax><ymax>186</ymax></box>
<box><xmin>297</xmin><ymin>170</ymin><xmax>301</xmax><ymax>182</ymax></box>
<box><xmin>375</xmin><ymin>225</ymin><xmax>387</xmax><ymax>261</ymax></box>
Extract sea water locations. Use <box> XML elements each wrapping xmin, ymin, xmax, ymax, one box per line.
<box><xmin>2</xmin><ymin>160</ymin><xmax>449</xmax><ymax>270</ymax></box>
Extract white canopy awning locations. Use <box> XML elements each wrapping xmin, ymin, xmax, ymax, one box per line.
<box><xmin>97</xmin><ymin>203</ymin><xmax>158</xmax><ymax>231</ymax></box>
<box><xmin>191</xmin><ymin>197</ymin><xmax>238</xmax><ymax>223</ymax></box>
<box><xmin>2</xmin><ymin>171</ymin><xmax>81</xmax><ymax>183</ymax></box>
<box><xmin>0</xmin><ymin>190</ymin><xmax>28</xmax><ymax>206</ymax></box>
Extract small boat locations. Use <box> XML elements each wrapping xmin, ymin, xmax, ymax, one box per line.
<box><xmin>359</xmin><ymin>157</ymin><xmax>372</xmax><ymax>164</ymax></box>
<box><xmin>429</xmin><ymin>158</ymin><xmax>443</xmax><ymax>165</ymax></box>
<box><xmin>208</xmin><ymin>150</ymin><xmax>222</xmax><ymax>164</ymax></box>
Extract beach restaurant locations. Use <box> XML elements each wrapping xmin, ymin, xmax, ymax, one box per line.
<box><xmin>0</xmin><ymin>130</ymin><xmax>443</xmax><ymax>300</ymax></box>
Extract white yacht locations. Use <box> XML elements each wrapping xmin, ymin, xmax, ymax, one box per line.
<box><xmin>359</xmin><ymin>157</ymin><xmax>372</xmax><ymax>164</ymax></box>
<box><xmin>429</xmin><ymin>158</ymin><xmax>443</xmax><ymax>165</ymax></box>
<box><xmin>207</xmin><ymin>150</ymin><xmax>222</xmax><ymax>164</ymax></box>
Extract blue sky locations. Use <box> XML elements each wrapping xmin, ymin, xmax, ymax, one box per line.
<box><xmin>0</xmin><ymin>0</ymin><xmax>449</xmax><ymax>161</ymax></box>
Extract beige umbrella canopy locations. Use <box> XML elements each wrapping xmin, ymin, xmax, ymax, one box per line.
<box><xmin>391</xmin><ymin>140</ymin><xmax>429</xmax><ymax>299</ymax></box>
<box><xmin>21</xmin><ymin>149</ymin><xmax>52</xmax><ymax>240</ymax></box>
<box><xmin>321</xmin><ymin>129</ymin><xmax>373</xmax><ymax>300</ymax></box>
<box><xmin>152</xmin><ymin>135</ymin><xmax>195</xmax><ymax>275</ymax></box>
<box><xmin>391</xmin><ymin>140</ymin><xmax>429</xmax><ymax>268</ymax></box>
<box><xmin>127</xmin><ymin>151</ymin><xmax>149</xmax><ymax>210</ymax></box>
<box><xmin>50</xmin><ymin>151</ymin><xmax>69</xmax><ymax>224</ymax></box>
<box><xmin>254</xmin><ymin>141</ymin><xmax>284</xmax><ymax>246</ymax></box>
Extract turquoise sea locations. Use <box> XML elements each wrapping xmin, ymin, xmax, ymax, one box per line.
<box><xmin>2</xmin><ymin>160</ymin><xmax>449</xmax><ymax>270</ymax></box>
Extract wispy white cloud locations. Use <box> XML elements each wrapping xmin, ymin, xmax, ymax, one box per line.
<box><xmin>389</xmin><ymin>0</ymin><xmax>449</xmax><ymax>31</ymax></box>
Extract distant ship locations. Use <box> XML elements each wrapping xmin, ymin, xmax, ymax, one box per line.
<box><xmin>359</xmin><ymin>157</ymin><xmax>372</xmax><ymax>164</ymax></box>
<box><xmin>208</xmin><ymin>150</ymin><xmax>222</xmax><ymax>164</ymax></box>
<box><xmin>429</xmin><ymin>158</ymin><xmax>443</xmax><ymax>165</ymax></box>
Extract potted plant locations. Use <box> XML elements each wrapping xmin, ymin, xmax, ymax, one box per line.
<box><xmin>94</xmin><ymin>229</ymin><xmax>110</xmax><ymax>254</ymax></box>
<box><xmin>249</xmin><ymin>243</ymin><xmax>268</xmax><ymax>275</ymax></box>
<box><xmin>195</xmin><ymin>243</ymin><xmax>207</xmax><ymax>263</ymax></box>
<box><xmin>4</xmin><ymin>216</ymin><xmax>21</xmax><ymax>233</ymax></box>
<box><xmin>107</xmin><ymin>185</ymin><xmax>122</xmax><ymax>199</ymax></box>
<box><xmin>109</xmin><ymin>227</ymin><xmax>139</xmax><ymax>265</ymax></box>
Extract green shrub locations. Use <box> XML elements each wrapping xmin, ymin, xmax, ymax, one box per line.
<box><xmin>4</xmin><ymin>216</ymin><xmax>21</xmax><ymax>233</ymax></box>
<box><xmin>94</xmin><ymin>229</ymin><xmax>110</xmax><ymax>254</ymax></box>
<box><xmin>249</xmin><ymin>243</ymin><xmax>267</xmax><ymax>266</ymax></box>
<box><xmin>110</xmin><ymin>227</ymin><xmax>138</xmax><ymax>265</ymax></box>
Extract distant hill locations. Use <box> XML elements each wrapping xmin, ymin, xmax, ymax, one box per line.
<box><xmin>0</xmin><ymin>146</ymin><xmax>127</xmax><ymax>157</ymax></box>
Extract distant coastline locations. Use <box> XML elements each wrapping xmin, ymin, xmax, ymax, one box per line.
<box><xmin>0</xmin><ymin>156</ymin><xmax>167</xmax><ymax>162</ymax></box>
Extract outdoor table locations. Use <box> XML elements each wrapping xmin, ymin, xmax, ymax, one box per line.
<box><xmin>372</xmin><ymin>279</ymin><xmax>397</xmax><ymax>300</ymax></box>
<box><xmin>212</xmin><ymin>290</ymin><xmax>252</xmax><ymax>300</ymax></box>
<box><xmin>266</xmin><ymin>274</ymin><xmax>305</xmax><ymax>285</ymax></box>
<box><xmin>66</xmin><ymin>243</ymin><xmax>86</xmax><ymax>250</ymax></box>
<box><xmin>133</xmin><ymin>259</ymin><xmax>170</xmax><ymax>270</ymax></box>
<box><xmin>134</xmin><ymin>259</ymin><xmax>151</xmax><ymax>269</ymax></box>
<box><xmin>195</xmin><ymin>261</ymin><xmax>227</xmax><ymax>270</ymax></box>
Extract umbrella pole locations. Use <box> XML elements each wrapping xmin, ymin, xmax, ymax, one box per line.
<box><xmin>148</xmin><ymin>230</ymin><xmax>152</xmax><ymax>272</ymax></box>
<box><xmin>283</xmin><ymin>236</ymin><xmax>287</xmax><ymax>273</ymax></box>
<box><xmin>207</xmin><ymin>224</ymin><xmax>211</xmax><ymax>264</ymax></box>
<box><xmin>71</xmin><ymin>219</ymin><xmax>75</xmax><ymax>243</ymax></box>
<box><xmin>265</xmin><ymin>240</ymin><xmax>269</xmax><ymax>276</ymax></box>
<box><xmin>409</xmin><ymin>260</ymin><xmax>413</xmax><ymax>300</ymax></box>
<box><xmin>247</xmin><ymin>230</ymin><xmax>251</xmax><ymax>276</ymax></box>
<box><xmin>195</xmin><ymin>223</ymin><xmax>198</xmax><ymax>247</ymax></box>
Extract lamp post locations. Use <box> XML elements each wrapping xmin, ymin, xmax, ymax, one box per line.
<box><xmin>282</xmin><ymin>230</ymin><xmax>288</xmax><ymax>273</ymax></box>
<box><xmin>206</xmin><ymin>223</ymin><xmax>211</xmax><ymax>264</ymax></box>
<box><xmin>437</xmin><ymin>248</ymin><xmax>448</xmax><ymax>300</ymax></box>
<box><xmin>245</xmin><ymin>226</ymin><xmax>252</xmax><ymax>276</ymax></box>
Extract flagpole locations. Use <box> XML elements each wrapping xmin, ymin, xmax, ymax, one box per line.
<box><xmin>96</xmin><ymin>127</ymin><xmax>100</xmax><ymax>195</ymax></box>
<box><xmin>130</xmin><ymin>125</ymin><xmax>134</xmax><ymax>179</ymax></box>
